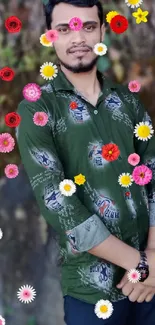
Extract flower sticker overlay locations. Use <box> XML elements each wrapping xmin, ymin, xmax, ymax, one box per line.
<box><xmin>132</xmin><ymin>8</ymin><xmax>149</xmax><ymax>24</ymax></box>
<box><xmin>125</xmin><ymin>0</ymin><xmax>143</xmax><ymax>8</ymax></box>
<box><xmin>118</xmin><ymin>173</ymin><xmax>133</xmax><ymax>187</ymax></box>
<box><xmin>4</xmin><ymin>164</ymin><xmax>19</xmax><ymax>179</ymax></box>
<box><xmin>0</xmin><ymin>315</ymin><xmax>5</xmax><ymax>325</ymax></box>
<box><xmin>128</xmin><ymin>80</ymin><xmax>141</xmax><ymax>92</ymax></box>
<box><xmin>23</xmin><ymin>83</ymin><xmax>42</xmax><ymax>102</ymax></box>
<box><xmin>94</xmin><ymin>299</ymin><xmax>114</xmax><ymax>319</ymax></box>
<box><xmin>128</xmin><ymin>153</ymin><xmax>140</xmax><ymax>166</ymax></box>
<box><xmin>94</xmin><ymin>43</ymin><xmax>108</xmax><ymax>56</ymax></box>
<box><xmin>40</xmin><ymin>33</ymin><xmax>53</xmax><ymax>47</ymax></box>
<box><xmin>45</xmin><ymin>29</ymin><xmax>59</xmax><ymax>43</ymax></box>
<box><xmin>132</xmin><ymin>164</ymin><xmax>152</xmax><ymax>185</ymax></box>
<box><xmin>59</xmin><ymin>179</ymin><xmax>76</xmax><ymax>196</ymax></box>
<box><xmin>110</xmin><ymin>15</ymin><xmax>129</xmax><ymax>34</ymax></box>
<box><xmin>102</xmin><ymin>143</ymin><xmax>120</xmax><ymax>161</ymax></box>
<box><xmin>69</xmin><ymin>101</ymin><xmax>78</xmax><ymax>110</ymax></box>
<box><xmin>134</xmin><ymin>122</ymin><xmax>154</xmax><ymax>141</ymax></box>
<box><xmin>5</xmin><ymin>112</ymin><xmax>21</xmax><ymax>128</ymax></box>
<box><xmin>0</xmin><ymin>229</ymin><xmax>3</xmax><ymax>240</ymax></box>
<box><xmin>17</xmin><ymin>285</ymin><xmax>36</xmax><ymax>304</ymax></box>
<box><xmin>0</xmin><ymin>133</ymin><xmax>15</xmax><ymax>153</ymax></box>
<box><xmin>5</xmin><ymin>16</ymin><xmax>22</xmax><ymax>33</ymax></box>
<box><xmin>69</xmin><ymin>17</ymin><xmax>83</xmax><ymax>31</ymax></box>
<box><xmin>0</xmin><ymin>67</ymin><xmax>15</xmax><ymax>81</ymax></box>
<box><xmin>40</xmin><ymin>62</ymin><xmax>58</xmax><ymax>80</ymax></box>
<box><xmin>106</xmin><ymin>11</ymin><xmax>119</xmax><ymax>23</ymax></box>
<box><xmin>74</xmin><ymin>174</ymin><xmax>86</xmax><ymax>185</ymax></box>
<box><xmin>33</xmin><ymin>112</ymin><xmax>49</xmax><ymax>126</ymax></box>
<box><xmin>127</xmin><ymin>269</ymin><xmax>141</xmax><ymax>283</ymax></box>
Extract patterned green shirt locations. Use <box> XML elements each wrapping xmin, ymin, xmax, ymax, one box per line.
<box><xmin>15</xmin><ymin>70</ymin><xmax>155</xmax><ymax>304</ymax></box>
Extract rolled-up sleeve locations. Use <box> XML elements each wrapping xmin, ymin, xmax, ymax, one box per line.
<box><xmin>15</xmin><ymin>99</ymin><xmax>111</xmax><ymax>252</ymax></box>
<box><xmin>132</xmin><ymin>92</ymin><xmax>155</xmax><ymax>226</ymax></box>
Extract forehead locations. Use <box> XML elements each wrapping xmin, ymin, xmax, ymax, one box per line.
<box><xmin>51</xmin><ymin>3</ymin><xmax>99</xmax><ymax>26</ymax></box>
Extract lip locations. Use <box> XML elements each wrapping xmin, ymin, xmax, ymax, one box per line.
<box><xmin>69</xmin><ymin>48</ymin><xmax>90</xmax><ymax>53</ymax></box>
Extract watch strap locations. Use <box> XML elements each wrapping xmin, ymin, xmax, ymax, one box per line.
<box><xmin>138</xmin><ymin>251</ymin><xmax>148</xmax><ymax>268</ymax></box>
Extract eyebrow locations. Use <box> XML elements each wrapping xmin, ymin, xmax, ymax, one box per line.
<box><xmin>55</xmin><ymin>21</ymin><xmax>98</xmax><ymax>28</ymax></box>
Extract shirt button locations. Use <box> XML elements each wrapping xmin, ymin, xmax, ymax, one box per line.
<box><xmin>94</xmin><ymin>110</ymin><xmax>98</xmax><ymax>115</ymax></box>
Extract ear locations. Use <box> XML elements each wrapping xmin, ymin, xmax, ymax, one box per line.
<box><xmin>101</xmin><ymin>24</ymin><xmax>106</xmax><ymax>42</ymax></box>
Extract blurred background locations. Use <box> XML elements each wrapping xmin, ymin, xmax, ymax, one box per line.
<box><xmin>0</xmin><ymin>0</ymin><xmax>155</xmax><ymax>324</ymax></box>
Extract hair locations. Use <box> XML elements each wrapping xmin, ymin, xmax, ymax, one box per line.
<box><xmin>43</xmin><ymin>0</ymin><xmax>104</xmax><ymax>30</ymax></box>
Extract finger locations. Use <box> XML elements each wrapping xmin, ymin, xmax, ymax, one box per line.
<box><xmin>122</xmin><ymin>283</ymin><xmax>134</xmax><ymax>297</ymax></box>
<box><xmin>145</xmin><ymin>293</ymin><xmax>155</xmax><ymax>302</ymax></box>
<box><xmin>128</xmin><ymin>287</ymin><xmax>144</xmax><ymax>302</ymax></box>
<box><xmin>117</xmin><ymin>275</ymin><xmax>128</xmax><ymax>289</ymax></box>
<box><xmin>143</xmin><ymin>277</ymin><xmax>155</xmax><ymax>287</ymax></box>
<box><xmin>137</xmin><ymin>291</ymin><xmax>150</xmax><ymax>303</ymax></box>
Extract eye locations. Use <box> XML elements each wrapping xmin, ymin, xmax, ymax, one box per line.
<box><xmin>58</xmin><ymin>27</ymin><xmax>70</xmax><ymax>34</ymax></box>
<box><xmin>84</xmin><ymin>25</ymin><xmax>96</xmax><ymax>32</ymax></box>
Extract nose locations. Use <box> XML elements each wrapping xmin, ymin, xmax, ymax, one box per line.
<box><xmin>71</xmin><ymin>30</ymin><xmax>86</xmax><ymax>44</ymax></box>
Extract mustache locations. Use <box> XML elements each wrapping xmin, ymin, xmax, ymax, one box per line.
<box><xmin>67</xmin><ymin>45</ymin><xmax>92</xmax><ymax>54</ymax></box>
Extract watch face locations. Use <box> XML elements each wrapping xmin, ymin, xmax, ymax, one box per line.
<box><xmin>139</xmin><ymin>267</ymin><xmax>149</xmax><ymax>282</ymax></box>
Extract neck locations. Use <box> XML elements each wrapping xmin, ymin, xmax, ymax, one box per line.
<box><xmin>60</xmin><ymin>65</ymin><xmax>101</xmax><ymax>95</ymax></box>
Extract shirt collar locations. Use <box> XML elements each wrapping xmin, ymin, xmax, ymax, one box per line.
<box><xmin>52</xmin><ymin>67</ymin><xmax>117</xmax><ymax>93</ymax></box>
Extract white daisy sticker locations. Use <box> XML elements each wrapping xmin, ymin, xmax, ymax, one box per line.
<box><xmin>125</xmin><ymin>0</ymin><xmax>143</xmax><ymax>8</ymax></box>
<box><xmin>134</xmin><ymin>122</ymin><xmax>154</xmax><ymax>141</ymax></box>
<box><xmin>59</xmin><ymin>179</ymin><xmax>76</xmax><ymax>196</ymax></box>
<box><xmin>0</xmin><ymin>315</ymin><xmax>5</xmax><ymax>325</ymax></box>
<box><xmin>127</xmin><ymin>269</ymin><xmax>141</xmax><ymax>283</ymax></box>
<box><xmin>118</xmin><ymin>173</ymin><xmax>133</xmax><ymax>187</ymax></box>
<box><xmin>0</xmin><ymin>228</ymin><xmax>3</xmax><ymax>240</ymax></box>
<box><xmin>40</xmin><ymin>62</ymin><xmax>58</xmax><ymax>80</ymax></box>
<box><xmin>17</xmin><ymin>285</ymin><xmax>36</xmax><ymax>304</ymax></box>
<box><xmin>93</xmin><ymin>43</ymin><xmax>108</xmax><ymax>56</ymax></box>
<box><xmin>94</xmin><ymin>299</ymin><xmax>113</xmax><ymax>319</ymax></box>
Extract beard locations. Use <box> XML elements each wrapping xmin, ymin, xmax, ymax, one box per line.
<box><xmin>57</xmin><ymin>56</ymin><xmax>98</xmax><ymax>73</ymax></box>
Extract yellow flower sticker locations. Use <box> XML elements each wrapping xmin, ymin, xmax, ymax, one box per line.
<box><xmin>106</xmin><ymin>11</ymin><xmax>118</xmax><ymax>23</ymax></box>
<box><xmin>74</xmin><ymin>173</ymin><xmax>86</xmax><ymax>185</ymax></box>
<box><xmin>132</xmin><ymin>8</ymin><xmax>149</xmax><ymax>24</ymax></box>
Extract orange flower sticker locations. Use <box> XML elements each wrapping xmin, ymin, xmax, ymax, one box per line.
<box><xmin>102</xmin><ymin>143</ymin><xmax>120</xmax><ymax>161</ymax></box>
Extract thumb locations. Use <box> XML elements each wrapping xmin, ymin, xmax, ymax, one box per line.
<box><xmin>116</xmin><ymin>274</ymin><xmax>128</xmax><ymax>289</ymax></box>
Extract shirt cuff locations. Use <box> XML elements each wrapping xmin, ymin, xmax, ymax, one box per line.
<box><xmin>66</xmin><ymin>214</ymin><xmax>111</xmax><ymax>253</ymax></box>
<box><xmin>149</xmin><ymin>203</ymin><xmax>155</xmax><ymax>226</ymax></box>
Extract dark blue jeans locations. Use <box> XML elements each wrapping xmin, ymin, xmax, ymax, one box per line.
<box><xmin>64</xmin><ymin>295</ymin><xmax>155</xmax><ymax>325</ymax></box>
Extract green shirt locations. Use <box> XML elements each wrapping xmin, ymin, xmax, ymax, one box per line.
<box><xmin>15</xmin><ymin>70</ymin><xmax>155</xmax><ymax>304</ymax></box>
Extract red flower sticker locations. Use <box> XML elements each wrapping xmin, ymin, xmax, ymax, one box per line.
<box><xmin>5</xmin><ymin>112</ymin><xmax>21</xmax><ymax>128</ymax></box>
<box><xmin>125</xmin><ymin>191</ymin><xmax>130</xmax><ymax>197</ymax></box>
<box><xmin>110</xmin><ymin>15</ymin><xmax>128</xmax><ymax>34</ymax></box>
<box><xmin>102</xmin><ymin>143</ymin><xmax>120</xmax><ymax>161</ymax></box>
<box><xmin>0</xmin><ymin>67</ymin><xmax>15</xmax><ymax>81</ymax></box>
<box><xmin>69</xmin><ymin>101</ymin><xmax>78</xmax><ymax>109</ymax></box>
<box><xmin>5</xmin><ymin>16</ymin><xmax>22</xmax><ymax>33</ymax></box>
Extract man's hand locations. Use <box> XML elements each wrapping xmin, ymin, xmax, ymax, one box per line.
<box><xmin>141</xmin><ymin>249</ymin><xmax>155</xmax><ymax>287</ymax></box>
<box><xmin>116</xmin><ymin>271</ymin><xmax>155</xmax><ymax>303</ymax></box>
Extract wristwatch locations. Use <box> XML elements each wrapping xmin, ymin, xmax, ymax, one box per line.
<box><xmin>136</xmin><ymin>251</ymin><xmax>149</xmax><ymax>282</ymax></box>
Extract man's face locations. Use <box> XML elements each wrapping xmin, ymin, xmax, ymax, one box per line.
<box><xmin>50</xmin><ymin>3</ymin><xmax>105</xmax><ymax>73</ymax></box>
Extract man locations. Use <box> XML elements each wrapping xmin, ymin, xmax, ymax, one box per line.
<box><xmin>15</xmin><ymin>0</ymin><xmax>155</xmax><ymax>324</ymax></box>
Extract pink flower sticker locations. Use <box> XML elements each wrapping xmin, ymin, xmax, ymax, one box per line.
<box><xmin>69</xmin><ymin>17</ymin><xmax>83</xmax><ymax>31</ymax></box>
<box><xmin>127</xmin><ymin>269</ymin><xmax>141</xmax><ymax>283</ymax></box>
<box><xmin>33</xmin><ymin>112</ymin><xmax>48</xmax><ymax>126</ymax></box>
<box><xmin>17</xmin><ymin>285</ymin><xmax>36</xmax><ymax>304</ymax></box>
<box><xmin>132</xmin><ymin>164</ymin><xmax>152</xmax><ymax>185</ymax></box>
<box><xmin>128</xmin><ymin>153</ymin><xmax>140</xmax><ymax>166</ymax></box>
<box><xmin>0</xmin><ymin>133</ymin><xmax>15</xmax><ymax>153</ymax></box>
<box><xmin>0</xmin><ymin>315</ymin><xmax>5</xmax><ymax>325</ymax></box>
<box><xmin>4</xmin><ymin>164</ymin><xmax>19</xmax><ymax>179</ymax></box>
<box><xmin>23</xmin><ymin>83</ymin><xmax>41</xmax><ymax>102</ymax></box>
<box><xmin>45</xmin><ymin>29</ymin><xmax>59</xmax><ymax>42</ymax></box>
<box><xmin>128</xmin><ymin>80</ymin><xmax>141</xmax><ymax>93</ymax></box>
